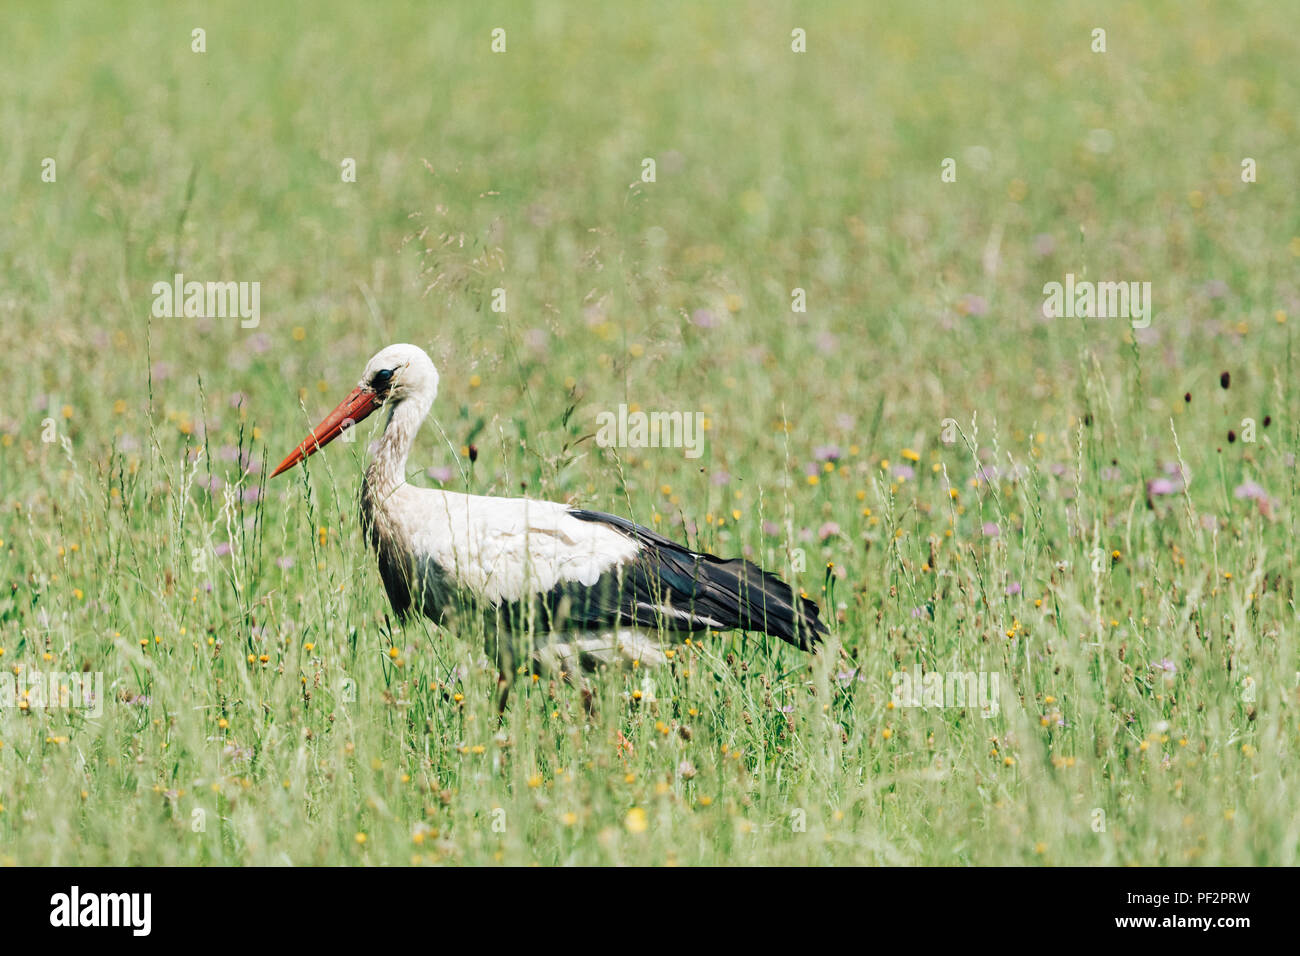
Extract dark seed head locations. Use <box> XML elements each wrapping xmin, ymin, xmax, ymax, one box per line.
<box><xmin>468</xmin><ymin>443</ymin><xmax>478</xmax><ymax>463</ymax></box>
<box><xmin>1263</xmin><ymin>415</ymin><xmax>1272</xmax><ymax>427</ymax></box>
<box><xmin>1221</xmin><ymin>371</ymin><xmax>1231</xmax><ymax>389</ymax></box>
<box><xmin>1184</xmin><ymin>392</ymin><xmax>1192</xmax><ymax>403</ymax></box>
<box><xmin>1083</xmin><ymin>413</ymin><xmax>1093</xmax><ymax>427</ymax></box>
<box><xmin>1228</xmin><ymin>430</ymin><xmax>1236</xmax><ymax>443</ymax></box>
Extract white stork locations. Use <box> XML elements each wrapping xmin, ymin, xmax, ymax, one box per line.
<box><xmin>271</xmin><ymin>344</ymin><xmax>827</xmax><ymax>704</ymax></box>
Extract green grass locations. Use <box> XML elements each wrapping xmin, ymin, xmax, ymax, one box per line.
<box><xmin>1</xmin><ymin>0</ymin><xmax>1298</xmax><ymax>865</ymax></box>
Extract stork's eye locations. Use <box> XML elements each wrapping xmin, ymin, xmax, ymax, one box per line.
<box><xmin>371</xmin><ymin>368</ymin><xmax>396</xmax><ymax>389</ymax></box>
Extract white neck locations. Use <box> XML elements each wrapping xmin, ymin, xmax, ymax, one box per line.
<box><xmin>365</xmin><ymin>393</ymin><xmax>432</xmax><ymax>498</ymax></box>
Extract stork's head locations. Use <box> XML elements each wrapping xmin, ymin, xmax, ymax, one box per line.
<box><xmin>270</xmin><ymin>343</ymin><xmax>439</xmax><ymax>477</ymax></box>
<box><xmin>359</xmin><ymin>343</ymin><xmax>440</xmax><ymax>408</ymax></box>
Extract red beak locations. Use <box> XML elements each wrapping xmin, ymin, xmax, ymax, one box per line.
<box><xmin>270</xmin><ymin>386</ymin><xmax>383</xmax><ymax>477</ymax></box>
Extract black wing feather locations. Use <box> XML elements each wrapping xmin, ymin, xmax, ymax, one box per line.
<box><xmin>530</xmin><ymin>509</ymin><xmax>828</xmax><ymax>651</ymax></box>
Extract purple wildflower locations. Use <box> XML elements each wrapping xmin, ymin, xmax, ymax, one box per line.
<box><xmin>1234</xmin><ymin>481</ymin><xmax>1268</xmax><ymax>501</ymax></box>
<box><xmin>957</xmin><ymin>294</ymin><xmax>989</xmax><ymax>316</ymax></box>
<box><xmin>1147</xmin><ymin>477</ymin><xmax>1181</xmax><ymax>496</ymax></box>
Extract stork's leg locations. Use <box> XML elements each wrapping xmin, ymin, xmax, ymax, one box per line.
<box><xmin>508</xmin><ymin>630</ymin><xmax>679</xmax><ymax>719</ymax></box>
<box><xmin>496</xmin><ymin>670</ymin><xmax>511</xmax><ymax>715</ymax></box>
<box><xmin>487</xmin><ymin>631</ymin><xmax>519</xmax><ymax>716</ymax></box>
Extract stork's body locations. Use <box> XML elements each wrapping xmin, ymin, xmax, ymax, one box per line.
<box><xmin>273</xmin><ymin>344</ymin><xmax>827</xmax><ymax>689</ymax></box>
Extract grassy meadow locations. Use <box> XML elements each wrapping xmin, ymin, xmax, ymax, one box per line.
<box><xmin>1</xmin><ymin>0</ymin><xmax>1298</xmax><ymax>865</ymax></box>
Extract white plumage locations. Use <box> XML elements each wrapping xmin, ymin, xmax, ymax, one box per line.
<box><xmin>375</xmin><ymin>488</ymin><xmax>641</xmax><ymax>604</ymax></box>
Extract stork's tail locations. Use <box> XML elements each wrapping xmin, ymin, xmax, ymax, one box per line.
<box><xmin>567</xmin><ymin>509</ymin><xmax>832</xmax><ymax>651</ymax></box>
<box><xmin>693</xmin><ymin>554</ymin><xmax>829</xmax><ymax>651</ymax></box>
